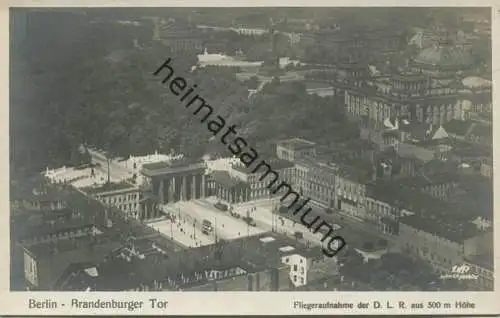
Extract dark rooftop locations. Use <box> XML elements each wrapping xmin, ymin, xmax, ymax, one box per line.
<box><xmin>24</xmin><ymin>235</ymin><xmax>123</xmax><ymax>290</ymax></box>
<box><xmin>142</xmin><ymin>157</ymin><xmax>204</xmax><ymax>170</ymax></box>
<box><xmin>465</xmin><ymin>251</ymin><xmax>493</xmax><ymax>271</ymax></box>
<box><xmin>277</xmin><ymin>138</ymin><xmax>316</xmax><ymax>150</ymax></box>
<box><xmin>399</xmin><ymin>213</ymin><xmax>482</xmax><ymax>243</ymax></box>
<box><xmin>447</xmin><ymin>175</ymin><xmax>493</xmax><ymax>221</ymax></box>
<box><xmin>211</xmin><ymin>170</ymin><xmax>248</xmax><ymax>189</ymax></box>
<box><xmin>15</xmin><ymin>217</ymin><xmax>96</xmax><ymax>242</ymax></box>
<box><xmin>141</xmin><ymin>158</ymin><xmax>206</xmax><ymax>177</ymax></box>
<box><xmin>469</xmin><ymin>122</ymin><xmax>492</xmax><ymax>139</ymax></box>
<box><xmin>397</xmin><ymin>172</ymin><xmax>460</xmax><ymax>189</ymax></box>
<box><xmin>11</xmin><ymin>183</ymin><xmax>66</xmax><ymax>202</ymax></box>
<box><xmin>24</xmin><ymin>234</ymin><xmax>119</xmax><ymax>259</ymax></box>
<box><xmin>81</xmin><ymin>181</ymin><xmax>136</xmax><ymax>194</ymax></box>
<box><xmin>449</xmin><ymin>139</ymin><xmax>492</xmax><ymax>158</ymax></box>
<box><xmin>444</xmin><ymin>119</ymin><xmax>474</xmax><ymax>136</ymax></box>
<box><xmin>366</xmin><ymin>180</ymin><xmax>461</xmax><ymax>218</ymax></box>
<box><xmin>335</xmin><ymin>161</ymin><xmax>373</xmax><ymax>184</ymax></box>
<box><xmin>232</xmin><ymin>158</ymin><xmax>294</xmax><ymax>174</ymax></box>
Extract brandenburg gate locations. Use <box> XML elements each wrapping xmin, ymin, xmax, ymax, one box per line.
<box><xmin>139</xmin><ymin>158</ymin><xmax>207</xmax><ymax>219</ymax></box>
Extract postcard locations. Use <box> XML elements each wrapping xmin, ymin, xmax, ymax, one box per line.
<box><xmin>1</xmin><ymin>3</ymin><xmax>499</xmax><ymax>316</ymax></box>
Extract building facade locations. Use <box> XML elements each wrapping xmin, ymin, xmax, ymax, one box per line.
<box><xmin>83</xmin><ymin>182</ymin><xmax>141</xmax><ymax>219</ymax></box>
<box><xmin>333</xmin><ymin>164</ymin><xmax>371</xmax><ymax>219</ymax></box>
<box><xmin>229</xmin><ymin>160</ymin><xmax>295</xmax><ymax>201</ymax></box>
<box><xmin>276</xmin><ymin>138</ymin><xmax>316</xmax><ymax>162</ymax></box>
<box><xmin>153</xmin><ymin>17</ymin><xmax>203</xmax><ymax>53</ymax></box>
<box><xmin>292</xmin><ymin>158</ymin><xmax>337</xmax><ymax>208</ymax></box>
<box><xmin>343</xmin><ymin>32</ymin><xmax>489</xmax><ymax>130</ymax></box>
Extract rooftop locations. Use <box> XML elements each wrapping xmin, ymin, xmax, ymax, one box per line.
<box><xmin>399</xmin><ymin>213</ymin><xmax>482</xmax><ymax>243</ymax></box>
<box><xmin>465</xmin><ymin>251</ymin><xmax>493</xmax><ymax>271</ymax></box>
<box><xmin>57</xmin><ymin>232</ymin><xmax>321</xmax><ymax>291</ymax></box>
<box><xmin>396</xmin><ymin>143</ymin><xmax>435</xmax><ymax>163</ymax></box>
<box><xmin>211</xmin><ymin>170</ymin><xmax>248</xmax><ymax>189</ymax></box>
<box><xmin>448</xmin><ymin>175</ymin><xmax>493</xmax><ymax>221</ymax></box>
<box><xmin>413</xmin><ymin>44</ymin><xmax>475</xmax><ymax>69</ymax></box>
<box><xmin>295</xmin><ymin>156</ymin><xmax>338</xmax><ymax>173</ymax></box>
<box><xmin>232</xmin><ymin>158</ymin><xmax>294</xmax><ymax>174</ymax></box>
<box><xmin>449</xmin><ymin>139</ymin><xmax>492</xmax><ymax>158</ymax></box>
<box><xmin>277</xmin><ymin>138</ymin><xmax>316</xmax><ymax>150</ymax></box>
<box><xmin>335</xmin><ymin>161</ymin><xmax>373</xmax><ymax>184</ymax></box>
<box><xmin>141</xmin><ymin>158</ymin><xmax>206</xmax><ymax>177</ymax></box>
<box><xmin>25</xmin><ymin>234</ymin><xmax>120</xmax><ymax>260</ymax></box>
<box><xmin>24</xmin><ymin>235</ymin><xmax>123</xmax><ymax>290</ymax></box>
<box><xmin>320</xmin><ymin>140</ymin><xmax>377</xmax><ymax>156</ymax></box>
<box><xmin>397</xmin><ymin>172</ymin><xmax>460</xmax><ymax>189</ymax></box>
<box><xmin>366</xmin><ymin>180</ymin><xmax>454</xmax><ymax>217</ymax></box>
<box><xmin>469</xmin><ymin>122</ymin><xmax>492</xmax><ymax>139</ymax></box>
<box><xmin>14</xmin><ymin>217</ymin><xmax>96</xmax><ymax>241</ymax></box>
<box><xmin>11</xmin><ymin>183</ymin><xmax>67</xmax><ymax>202</ymax></box>
<box><xmin>444</xmin><ymin>119</ymin><xmax>475</xmax><ymax>136</ymax></box>
<box><xmin>81</xmin><ymin>181</ymin><xmax>136</xmax><ymax>195</ymax></box>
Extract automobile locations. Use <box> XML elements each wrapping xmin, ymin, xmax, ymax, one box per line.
<box><xmin>278</xmin><ymin>206</ymin><xmax>289</xmax><ymax>214</ymax></box>
<box><xmin>230</xmin><ymin>211</ymin><xmax>241</xmax><ymax>219</ymax></box>
<box><xmin>214</xmin><ymin>202</ymin><xmax>228</xmax><ymax>212</ymax></box>
<box><xmin>242</xmin><ymin>216</ymin><xmax>257</xmax><ymax>227</ymax></box>
<box><xmin>293</xmin><ymin>231</ymin><xmax>304</xmax><ymax>240</ymax></box>
<box><xmin>201</xmin><ymin>219</ymin><xmax>213</xmax><ymax>235</ymax></box>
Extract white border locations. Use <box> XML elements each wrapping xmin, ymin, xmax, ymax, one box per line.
<box><xmin>1</xmin><ymin>3</ymin><xmax>499</xmax><ymax>316</ymax></box>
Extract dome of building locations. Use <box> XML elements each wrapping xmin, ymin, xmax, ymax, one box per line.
<box><xmin>462</xmin><ymin>76</ymin><xmax>491</xmax><ymax>89</ymax></box>
<box><xmin>414</xmin><ymin>45</ymin><xmax>474</xmax><ymax>69</ymax></box>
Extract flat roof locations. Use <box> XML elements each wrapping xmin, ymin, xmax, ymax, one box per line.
<box><xmin>11</xmin><ymin>184</ymin><xmax>67</xmax><ymax>202</ymax></box>
<box><xmin>81</xmin><ymin>181</ymin><xmax>136</xmax><ymax>195</ymax></box>
<box><xmin>397</xmin><ymin>173</ymin><xmax>460</xmax><ymax>188</ymax></box>
<box><xmin>211</xmin><ymin>170</ymin><xmax>248</xmax><ymax>189</ymax></box>
<box><xmin>444</xmin><ymin>119</ymin><xmax>474</xmax><ymax>136</ymax></box>
<box><xmin>465</xmin><ymin>251</ymin><xmax>493</xmax><ymax>271</ymax></box>
<box><xmin>277</xmin><ymin>138</ymin><xmax>316</xmax><ymax>150</ymax></box>
<box><xmin>335</xmin><ymin>161</ymin><xmax>373</xmax><ymax>184</ymax></box>
<box><xmin>232</xmin><ymin>158</ymin><xmax>294</xmax><ymax>174</ymax></box>
<box><xmin>141</xmin><ymin>158</ymin><xmax>206</xmax><ymax>177</ymax></box>
<box><xmin>366</xmin><ymin>180</ymin><xmax>456</xmax><ymax>215</ymax></box>
<box><xmin>15</xmin><ymin>218</ymin><xmax>96</xmax><ymax>241</ymax></box>
<box><xmin>399</xmin><ymin>213</ymin><xmax>482</xmax><ymax>243</ymax></box>
<box><xmin>24</xmin><ymin>235</ymin><xmax>121</xmax><ymax>260</ymax></box>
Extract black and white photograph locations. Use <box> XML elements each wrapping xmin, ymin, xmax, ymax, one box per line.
<box><xmin>6</xmin><ymin>5</ymin><xmax>496</xmax><ymax>314</ymax></box>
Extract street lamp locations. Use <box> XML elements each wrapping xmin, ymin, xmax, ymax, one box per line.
<box><xmin>105</xmin><ymin>156</ymin><xmax>111</xmax><ymax>185</ymax></box>
<box><xmin>246</xmin><ymin>209</ymin><xmax>251</xmax><ymax>237</ymax></box>
<box><xmin>214</xmin><ymin>216</ymin><xmax>218</xmax><ymax>243</ymax></box>
<box><xmin>193</xmin><ymin>219</ymin><xmax>197</xmax><ymax>240</ymax></box>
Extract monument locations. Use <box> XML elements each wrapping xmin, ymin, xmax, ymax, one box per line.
<box><xmin>138</xmin><ymin>157</ymin><xmax>207</xmax><ymax>220</ymax></box>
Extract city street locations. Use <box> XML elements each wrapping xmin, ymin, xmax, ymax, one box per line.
<box><xmin>160</xmin><ymin>200</ymin><xmax>266</xmax><ymax>241</ymax></box>
<box><xmin>305</xmin><ymin>203</ymin><xmax>401</xmax><ymax>252</ymax></box>
<box><xmin>203</xmin><ymin>196</ymin><xmax>395</xmax><ymax>253</ymax></box>
<box><xmin>148</xmin><ymin>219</ymin><xmax>215</xmax><ymax>248</ymax></box>
<box><xmin>201</xmin><ymin>196</ymin><xmax>337</xmax><ymax>248</ymax></box>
